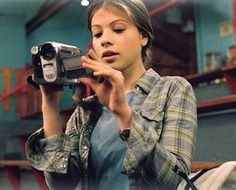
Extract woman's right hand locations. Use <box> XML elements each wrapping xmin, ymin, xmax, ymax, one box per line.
<box><xmin>40</xmin><ymin>85</ymin><xmax>64</xmax><ymax>108</ymax></box>
<box><xmin>39</xmin><ymin>85</ymin><xmax>64</xmax><ymax>137</ymax></box>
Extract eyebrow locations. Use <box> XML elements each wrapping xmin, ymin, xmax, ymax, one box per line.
<box><xmin>91</xmin><ymin>19</ymin><xmax>129</xmax><ymax>29</ymax></box>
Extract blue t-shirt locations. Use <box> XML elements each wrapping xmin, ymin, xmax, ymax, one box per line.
<box><xmin>88</xmin><ymin>92</ymin><xmax>134</xmax><ymax>190</ymax></box>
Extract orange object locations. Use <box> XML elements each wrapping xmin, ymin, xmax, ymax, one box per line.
<box><xmin>2</xmin><ymin>68</ymin><xmax>12</xmax><ymax>112</ymax></box>
<box><xmin>227</xmin><ymin>46</ymin><xmax>236</xmax><ymax>65</ymax></box>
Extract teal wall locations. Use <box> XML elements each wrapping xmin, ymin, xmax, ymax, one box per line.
<box><xmin>0</xmin><ymin>1</ymin><xmax>91</xmax><ymax>114</ymax></box>
<box><xmin>0</xmin><ymin>1</ymin><xmax>90</xmax><ymax>161</ymax></box>
<box><xmin>26</xmin><ymin>2</ymin><xmax>91</xmax><ymax>62</ymax></box>
<box><xmin>194</xmin><ymin>109</ymin><xmax>236</xmax><ymax>161</ymax></box>
<box><xmin>0</xmin><ymin>14</ymin><xmax>27</xmax><ymax>160</ymax></box>
<box><xmin>192</xmin><ymin>81</ymin><xmax>236</xmax><ymax>161</ymax></box>
<box><xmin>0</xmin><ymin>16</ymin><xmax>26</xmax><ymax>68</ymax></box>
<box><xmin>26</xmin><ymin>2</ymin><xmax>91</xmax><ymax>109</ymax></box>
<box><xmin>0</xmin><ymin>3</ymin><xmax>90</xmax><ymax>117</ymax></box>
<box><xmin>193</xmin><ymin>0</ymin><xmax>236</xmax><ymax>161</ymax></box>
<box><xmin>0</xmin><ymin>1</ymin><xmax>236</xmax><ymax>185</ymax></box>
<box><xmin>194</xmin><ymin>0</ymin><xmax>234</xmax><ymax>72</ymax></box>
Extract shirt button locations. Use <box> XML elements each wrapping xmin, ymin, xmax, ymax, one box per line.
<box><xmin>136</xmin><ymin>86</ymin><xmax>141</xmax><ymax>92</ymax></box>
<box><xmin>83</xmin><ymin>146</ymin><xmax>88</xmax><ymax>150</ymax></box>
<box><xmin>61</xmin><ymin>164</ymin><xmax>66</xmax><ymax>168</ymax></box>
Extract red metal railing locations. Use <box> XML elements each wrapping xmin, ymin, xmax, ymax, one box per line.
<box><xmin>233</xmin><ymin>0</ymin><xmax>236</xmax><ymax>46</ymax></box>
<box><xmin>149</xmin><ymin>0</ymin><xmax>183</xmax><ymax>16</ymax></box>
<box><xmin>0</xmin><ymin>83</ymin><xmax>27</xmax><ymax>101</ymax></box>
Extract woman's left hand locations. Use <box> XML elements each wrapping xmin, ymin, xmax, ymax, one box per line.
<box><xmin>79</xmin><ymin>50</ymin><xmax>129</xmax><ymax>117</ymax></box>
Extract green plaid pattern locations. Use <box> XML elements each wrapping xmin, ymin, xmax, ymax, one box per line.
<box><xmin>26</xmin><ymin>69</ymin><xmax>197</xmax><ymax>190</ymax></box>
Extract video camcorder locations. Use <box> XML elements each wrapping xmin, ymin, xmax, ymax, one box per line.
<box><xmin>27</xmin><ymin>42</ymin><xmax>92</xmax><ymax>87</ymax></box>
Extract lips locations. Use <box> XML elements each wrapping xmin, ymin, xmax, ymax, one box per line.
<box><xmin>102</xmin><ymin>50</ymin><xmax>119</xmax><ymax>62</ymax></box>
<box><xmin>102</xmin><ymin>50</ymin><xmax>118</xmax><ymax>57</ymax></box>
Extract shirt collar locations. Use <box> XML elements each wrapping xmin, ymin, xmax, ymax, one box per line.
<box><xmin>135</xmin><ymin>68</ymin><xmax>161</xmax><ymax>95</ymax></box>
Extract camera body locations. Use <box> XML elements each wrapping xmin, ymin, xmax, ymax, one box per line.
<box><xmin>28</xmin><ymin>41</ymin><xmax>92</xmax><ymax>87</ymax></box>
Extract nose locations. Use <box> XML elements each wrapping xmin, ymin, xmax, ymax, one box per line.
<box><xmin>100</xmin><ymin>30</ymin><xmax>113</xmax><ymax>47</ymax></box>
<box><xmin>101</xmin><ymin>41</ymin><xmax>112</xmax><ymax>48</ymax></box>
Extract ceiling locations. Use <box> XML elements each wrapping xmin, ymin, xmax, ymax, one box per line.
<box><xmin>0</xmin><ymin>0</ymin><xmax>44</xmax><ymax>21</ymax></box>
<box><xmin>0</xmin><ymin>0</ymin><xmax>197</xmax><ymax>75</ymax></box>
<box><xmin>0</xmin><ymin>0</ymin><xmax>187</xmax><ymax>35</ymax></box>
<box><xmin>0</xmin><ymin>0</ymin><xmax>183</xmax><ymax>22</ymax></box>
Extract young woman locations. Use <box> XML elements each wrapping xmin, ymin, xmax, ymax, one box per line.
<box><xmin>26</xmin><ymin>0</ymin><xmax>197</xmax><ymax>189</ymax></box>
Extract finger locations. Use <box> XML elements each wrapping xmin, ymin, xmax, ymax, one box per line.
<box><xmin>81</xmin><ymin>55</ymin><xmax>98</xmax><ymax>66</ymax></box>
<box><xmin>94</xmin><ymin>69</ymin><xmax>123</xmax><ymax>84</ymax></box>
<box><xmin>79</xmin><ymin>77</ymin><xmax>97</xmax><ymax>91</ymax></box>
<box><xmin>81</xmin><ymin>57</ymin><xmax>106</xmax><ymax>74</ymax></box>
<box><xmin>81</xmin><ymin>50</ymin><xmax>99</xmax><ymax>63</ymax></box>
<box><xmin>88</xmin><ymin>49</ymin><xmax>99</xmax><ymax>61</ymax></box>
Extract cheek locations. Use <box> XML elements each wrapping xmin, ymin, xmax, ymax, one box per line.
<box><xmin>124</xmin><ymin>33</ymin><xmax>142</xmax><ymax>48</ymax></box>
<box><xmin>121</xmin><ymin>36</ymin><xmax>142</xmax><ymax>53</ymax></box>
<box><xmin>92</xmin><ymin>41</ymin><xmax>102</xmax><ymax>55</ymax></box>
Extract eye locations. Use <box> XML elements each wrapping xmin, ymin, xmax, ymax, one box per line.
<box><xmin>114</xmin><ymin>28</ymin><xmax>125</xmax><ymax>33</ymax></box>
<box><xmin>93</xmin><ymin>32</ymin><xmax>102</xmax><ymax>38</ymax></box>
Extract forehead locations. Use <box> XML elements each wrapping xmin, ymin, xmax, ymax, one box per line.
<box><xmin>91</xmin><ymin>7</ymin><xmax>133</xmax><ymax>26</ymax></box>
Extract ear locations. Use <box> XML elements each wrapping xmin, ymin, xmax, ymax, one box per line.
<box><xmin>141</xmin><ymin>34</ymin><xmax>148</xmax><ymax>47</ymax></box>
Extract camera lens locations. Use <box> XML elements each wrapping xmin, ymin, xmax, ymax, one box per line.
<box><xmin>40</xmin><ymin>43</ymin><xmax>56</xmax><ymax>60</ymax></box>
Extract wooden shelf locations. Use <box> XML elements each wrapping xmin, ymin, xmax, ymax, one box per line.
<box><xmin>222</xmin><ymin>64</ymin><xmax>236</xmax><ymax>94</ymax></box>
<box><xmin>185</xmin><ymin>64</ymin><xmax>236</xmax><ymax>114</ymax></box>
<box><xmin>186</xmin><ymin>68</ymin><xmax>223</xmax><ymax>86</ymax></box>
<box><xmin>191</xmin><ymin>161</ymin><xmax>236</xmax><ymax>173</ymax></box>
<box><xmin>185</xmin><ymin>64</ymin><xmax>236</xmax><ymax>86</ymax></box>
<box><xmin>0</xmin><ymin>160</ymin><xmax>31</xmax><ymax>167</ymax></box>
<box><xmin>0</xmin><ymin>160</ymin><xmax>48</xmax><ymax>190</ymax></box>
<box><xmin>0</xmin><ymin>160</ymin><xmax>226</xmax><ymax>175</ymax></box>
<box><xmin>197</xmin><ymin>94</ymin><xmax>236</xmax><ymax>114</ymax></box>
<box><xmin>191</xmin><ymin>162</ymin><xmax>223</xmax><ymax>172</ymax></box>
<box><xmin>222</xmin><ymin>63</ymin><xmax>236</xmax><ymax>72</ymax></box>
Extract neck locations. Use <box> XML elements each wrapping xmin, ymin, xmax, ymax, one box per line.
<box><xmin>123</xmin><ymin>63</ymin><xmax>146</xmax><ymax>93</ymax></box>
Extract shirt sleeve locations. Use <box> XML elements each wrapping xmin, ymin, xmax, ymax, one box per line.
<box><xmin>25</xmin><ymin>107</ymin><xmax>82</xmax><ymax>174</ymax></box>
<box><xmin>121</xmin><ymin>77</ymin><xmax>197</xmax><ymax>188</ymax></box>
<box><xmin>25</xmin><ymin>128</ymin><xmax>71</xmax><ymax>173</ymax></box>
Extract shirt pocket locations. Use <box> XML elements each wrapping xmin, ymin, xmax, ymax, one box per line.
<box><xmin>140</xmin><ymin>107</ymin><xmax>164</xmax><ymax>140</ymax></box>
<box><xmin>141</xmin><ymin>106</ymin><xmax>164</xmax><ymax>121</ymax></box>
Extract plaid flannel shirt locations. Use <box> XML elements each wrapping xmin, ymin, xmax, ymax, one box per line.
<box><xmin>26</xmin><ymin>68</ymin><xmax>197</xmax><ymax>190</ymax></box>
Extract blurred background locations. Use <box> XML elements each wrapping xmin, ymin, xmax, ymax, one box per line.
<box><xmin>0</xmin><ymin>0</ymin><xmax>235</xmax><ymax>189</ymax></box>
